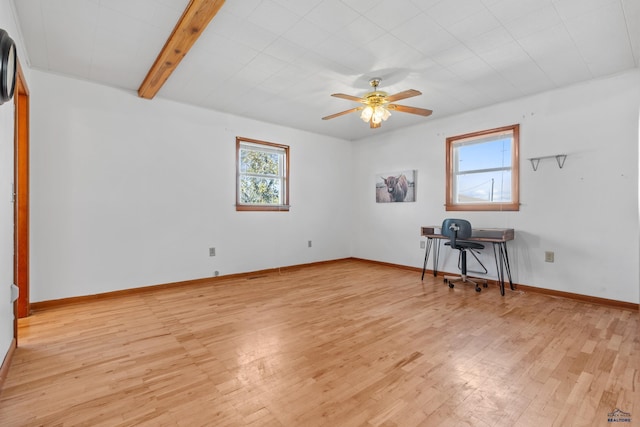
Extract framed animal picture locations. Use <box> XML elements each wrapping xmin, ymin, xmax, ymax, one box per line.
<box><xmin>376</xmin><ymin>170</ymin><xmax>416</xmax><ymax>203</ymax></box>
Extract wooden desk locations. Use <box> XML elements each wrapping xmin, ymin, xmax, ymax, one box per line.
<box><xmin>421</xmin><ymin>226</ymin><xmax>515</xmax><ymax>295</ymax></box>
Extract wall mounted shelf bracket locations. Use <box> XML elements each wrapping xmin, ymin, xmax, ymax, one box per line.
<box><xmin>528</xmin><ymin>154</ymin><xmax>567</xmax><ymax>171</ymax></box>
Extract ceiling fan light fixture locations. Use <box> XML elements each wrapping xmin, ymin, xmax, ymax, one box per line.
<box><xmin>361</xmin><ymin>105</ymin><xmax>390</xmax><ymax>124</ymax></box>
<box><xmin>360</xmin><ymin>105</ymin><xmax>373</xmax><ymax>122</ymax></box>
<box><xmin>373</xmin><ymin>106</ymin><xmax>391</xmax><ymax>123</ymax></box>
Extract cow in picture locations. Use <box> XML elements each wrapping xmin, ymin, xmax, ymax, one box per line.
<box><xmin>382</xmin><ymin>174</ymin><xmax>408</xmax><ymax>202</ymax></box>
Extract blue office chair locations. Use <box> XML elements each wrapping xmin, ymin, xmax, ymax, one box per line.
<box><xmin>441</xmin><ymin>218</ymin><xmax>488</xmax><ymax>292</ymax></box>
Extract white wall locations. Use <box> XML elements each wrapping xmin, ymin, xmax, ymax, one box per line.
<box><xmin>0</xmin><ymin>0</ymin><xmax>30</xmax><ymax>370</ymax></box>
<box><xmin>0</xmin><ymin>62</ymin><xmax>14</xmax><ymax>365</ymax></box>
<box><xmin>29</xmin><ymin>71</ymin><xmax>353</xmax><ymax>302</ymax></box>
<box><xmin>351</xmin><ymin>69</ymin><xmax>640</xmax><ymax>304</ymax></box>
<box><xmin>27</xmin><ymin>69</ymin><xmax>640</xmax><ymax>305</ymax></box>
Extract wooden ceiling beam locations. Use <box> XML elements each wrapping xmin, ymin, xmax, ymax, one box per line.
<box><xmin>138</xmin><ymin>0</ymin><xmax>225</xmax><ymax>99</ymax></box>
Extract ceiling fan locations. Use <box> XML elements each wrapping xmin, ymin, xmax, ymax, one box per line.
<box><xmin>322</xmin><ymin>78</ymin><xmax>432</xmax><ymax>128</ymax></box>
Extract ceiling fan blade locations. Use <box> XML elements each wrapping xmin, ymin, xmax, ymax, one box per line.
<box><xmin>322</xmin><ymin>106</ymin><xmax>364</xmax><ymax>120</ymax></box>
<box><xmin>385</xmin><ymin>89</ymin><xmax>422</xmax><ymax>103</ymax></box>
<box><xmin>387</xmin><ymin>104</ymin><xmax>433</xmax><ymax>116</ymax></box>
<box><xmin>331</xmin><ymin>93</ymin><xmax>366</xmax><ymax>103</ymax></box>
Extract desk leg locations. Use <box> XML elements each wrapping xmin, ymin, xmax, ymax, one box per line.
<box><xmin>492</xmin><ymin>242</ymin><xmax>514</xmax><ymax>296</ymax></box>
<box><xmin>492</xmin><ymin>243</ymin><xmax>505</xmax><ymax>296</ymax></box>
<box><xmin>421</xmin><ymin>238</ymin><xmax>433</xmax><ymax>280</ymax></box>
<box><xmin>501</xmin><ymin>242</ymin><xmax>514</xmax><ymax>290</ymax></box>
<box><xmin>433</xmin><ymin>239</ymin><xmax>440</xmax><ymax>277</ymax></box>
<box><xmin>420</xmin><ymin>238</ymin><xmax>441</xmax><ymax>280</ymax></box>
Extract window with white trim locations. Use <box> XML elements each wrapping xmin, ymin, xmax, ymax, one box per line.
<box><xmin>236</xmin><ymin>137</ymin><xmax>289</xmax><ymax>212</ymax></box>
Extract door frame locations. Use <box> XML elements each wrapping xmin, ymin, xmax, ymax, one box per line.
<box><xmin>14</xmin><ymin>60</ymin><xmax>30</xmax><ymax>329</ymax></box>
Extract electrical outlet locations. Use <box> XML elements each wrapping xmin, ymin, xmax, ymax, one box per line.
<box><xmin>308</xmin><ymin>240</ymin><xmax>312</xmax><ymax>248</ymax></box>
<box><xmin>545</xmin><ymin>251</ymin><xmax>554</xmax><ymax>263</ymax></box>
<box><xmin>420</xmin><ymin>241</ymin><xmax>426</xmax><ymax>249</ymax></box>
<box><xmin>213</xmin><ymin>271</ymin><xmax>219</xmax><ymax>277</ymax></box>
<box><xmin>209</xmin><ymin>247</ymin><xmax>216</xmax><ymax>257</ymax></box>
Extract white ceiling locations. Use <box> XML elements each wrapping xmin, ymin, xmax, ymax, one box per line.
<box><xmin>13</xmin><ymin>0</ymin><xmax>640</xmax><ymax>140</ymax></box>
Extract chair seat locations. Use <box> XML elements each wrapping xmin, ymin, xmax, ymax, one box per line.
<box><xmin>444</xmin><ymin>240</ymin><xmax>484</xmax><ymax>250</ymax></box>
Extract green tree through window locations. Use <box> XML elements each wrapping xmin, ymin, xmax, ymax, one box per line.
<box><xmin>236</xmin><ymin>137</ymin><xmax>289</xmax><ymax>211</ymax></box>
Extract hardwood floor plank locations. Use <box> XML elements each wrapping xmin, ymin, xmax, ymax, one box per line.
<box><xmin>0</xmin><ymin>259</ymin><xmax>637</xmax><ymax>426</ymax></box>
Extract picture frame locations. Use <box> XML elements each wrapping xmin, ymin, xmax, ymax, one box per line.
<box><xmin>376</xmin><ymin>170</ymin><xmax>416</xmax><ymax>203</ymax></box>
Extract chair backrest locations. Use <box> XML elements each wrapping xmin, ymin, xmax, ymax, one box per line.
<box><xmin>442</xmin><ymin>218</ymin><xmax>473</xmax><ymax>248</ymax></box>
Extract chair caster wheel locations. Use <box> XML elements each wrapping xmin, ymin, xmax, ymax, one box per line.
<box><xmin>449</xmin><ymin>283</ymin><xmax>454</xmax><ymax>289</ymax></box>
<box><xmin>475</xmin><ymin>287</ymin><xmax>481</xmax><ymax>292</ymax></box>
<box><xmin>483</xmin><ymin>283</ymin><xmax>488</xmax><ymax>288</ymax></box>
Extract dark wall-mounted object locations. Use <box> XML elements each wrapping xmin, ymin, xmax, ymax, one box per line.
<box><xmin>0</xmin><ymin>28</ymin><xmax>17</xmax><ymax>105</ymax></box>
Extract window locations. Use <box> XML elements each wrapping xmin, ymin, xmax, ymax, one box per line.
<box><xmin>446</xmin><ymin>124</ymin><xmax>519</xmax><ymax>211</ymax></box>
<box><xmin>236</xmin><ymin>137</ymin><xmax>289</xmax><ymax>211</ymax></box>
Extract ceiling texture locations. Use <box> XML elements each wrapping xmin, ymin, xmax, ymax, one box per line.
<box><xmin>12</xmin><ymin>0</ymin><xmax>640</xmax><ymax>141</ymax></box>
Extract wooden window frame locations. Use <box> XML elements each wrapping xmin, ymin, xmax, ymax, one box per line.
<box><xmin>236</xmin><ymin>136</ymin><xmax>290</xmax><ymax>212</ymax></box>
<box><xmin>446</xmin><ymin>124</ymin><xmax>520</xmax><ymax>211</ymax></box>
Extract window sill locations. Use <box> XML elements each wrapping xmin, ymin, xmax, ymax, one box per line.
<box><xmin>236</xmin><ymin>205</ymin><xmax>290</xmax><ymax>212</ymax></box>
<box><xmin>445</xmin><ymin>203</ymin><xmax>519</xmax><ymax>212</ymax></box>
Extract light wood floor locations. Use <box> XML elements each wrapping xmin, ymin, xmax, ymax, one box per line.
<box><xmin>1</xmin><ymin>259</ymin><xmax>638</xmax><ymax>426</ymax></box>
